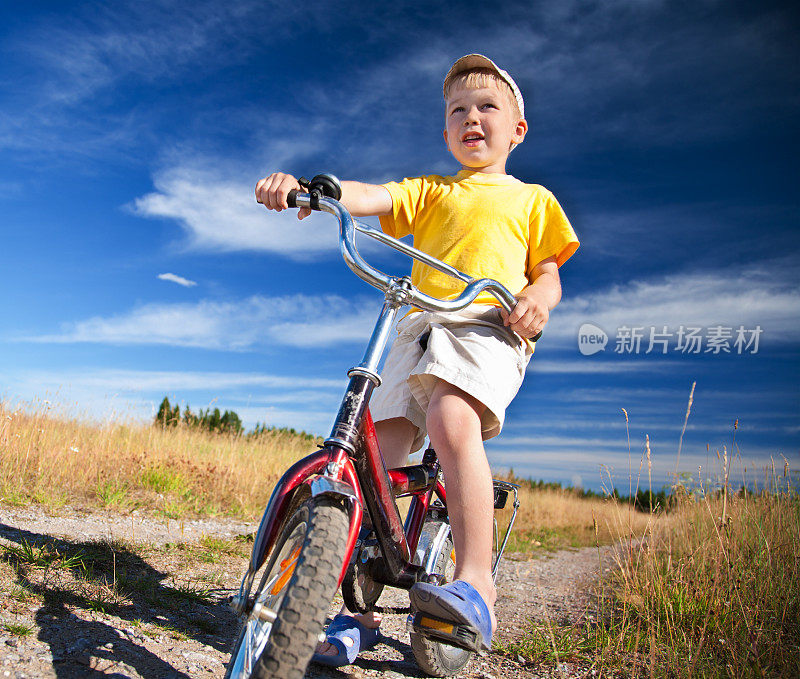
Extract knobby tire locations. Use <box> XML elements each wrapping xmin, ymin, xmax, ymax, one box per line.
<box><xmin>225</xmin><ymin>497</ymin><xmax>350</xmax><ymax>679</ymax></box>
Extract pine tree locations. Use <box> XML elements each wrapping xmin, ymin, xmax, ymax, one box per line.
<box><xmin>220</xmin><ymin>410</ymin><xmax>243</xmax><ymax>435</ymax></box>
<box><xmin>156</xmin><ymin>397</ymin><xmax>171</xmax><ymax>427</ymax></box>
<box><xmin>183</xmin><ymin>405</ymin><xmax>196</xmax><ymax>427</ymax></box>
<box><xmin>209</xmin><ymin>408</ymin><xmax>221</xmax><ymax>432</ymax></box>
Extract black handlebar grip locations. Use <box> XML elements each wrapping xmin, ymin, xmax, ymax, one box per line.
<box><xmin>532</xmin><ymin>330</ymin><xmax>543</xmax><ymax>342</ymax></box>
<box><xmin>286</xmin><ymin>190</ymin><xmax>299</xmax><ymax>208</ymax></box>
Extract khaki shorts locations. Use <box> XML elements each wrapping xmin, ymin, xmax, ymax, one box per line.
<box><xmin>370</xmin><ymin>306</ymin><xmax>532</xmax><ymax>452</ymax></box>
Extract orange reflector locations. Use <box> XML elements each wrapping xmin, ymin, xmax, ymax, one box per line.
<box><xmin>270</xmin><ymin>544</ymin><xmax>302</xmax><ymax>595</ymax></box>
<box><xmin>419</xmin><ymin>616</ymin><xmax>454</xmax><ymax>634</ymax></box>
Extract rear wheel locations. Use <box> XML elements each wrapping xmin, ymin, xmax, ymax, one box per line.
<box><xmin>225</xmin><ymin>497</ymin><xmax>350</xmax><ymax>679</ymax></box>
<box><xmin>410</xmin><ymin>519</ymin><xmax>474</xmax><ymax>676</ymax></box>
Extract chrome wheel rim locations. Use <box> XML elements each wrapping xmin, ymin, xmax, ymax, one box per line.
<box><xmin>228</xmin><ymin>520</ymin><xmax>306</xmax><ymax>678</ymax></box>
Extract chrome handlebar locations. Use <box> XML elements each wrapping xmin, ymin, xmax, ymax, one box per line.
<box><xmin>294</xmin><ymin>193</ymin><xmax>519</xmax><ymax>315</ymax></box>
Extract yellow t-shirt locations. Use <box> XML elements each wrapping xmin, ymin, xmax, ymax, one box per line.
<box><xmin>379</xmin><ymin>170</ymin><xmax>579</xmax><ymax>308</ymax></box>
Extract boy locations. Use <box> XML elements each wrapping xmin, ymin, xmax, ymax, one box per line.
<box><xmin>256</xmin><ymin>54</ymin><xmax>578</xmax><ymax>666</ymax></box>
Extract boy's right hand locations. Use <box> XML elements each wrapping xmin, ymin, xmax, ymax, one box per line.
<box><xmin>255</xmin><ymin>172</ymin><xmax>312</xmax><ymax>220</ymax></box>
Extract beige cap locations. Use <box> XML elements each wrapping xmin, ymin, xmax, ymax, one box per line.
<box><xmin>443</xmin><ymin>53</ymin><xmax>525</xmax><ymax>119</ymax></box>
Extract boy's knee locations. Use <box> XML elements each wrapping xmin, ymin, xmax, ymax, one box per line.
<box><xmin>425</xmin><ymin>380</ymin><xmax>485</xmax><ymax>440</ymax></box>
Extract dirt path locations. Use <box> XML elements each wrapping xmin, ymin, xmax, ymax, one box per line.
<box><xmin>0</xmin><ymin>505</ymin><xmax>612</xmax><ymax>678</ymax></box>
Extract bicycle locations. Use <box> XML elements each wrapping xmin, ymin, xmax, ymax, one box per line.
<box><xmin>225</xmin><ymin>174</ymin><xmax>525</xmax><ymax>679</ymax></box>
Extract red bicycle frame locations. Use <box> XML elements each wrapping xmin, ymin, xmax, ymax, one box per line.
<box><xmin>232</xmin><ymin>368</ymin><xmax>448</xmax><ymax>616</ymax></box>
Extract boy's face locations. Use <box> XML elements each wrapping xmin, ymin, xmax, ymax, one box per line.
<box><xmin>443</xmin><ymin>80</ymin><xmax>527</xmax><ymax>174</ymax></box>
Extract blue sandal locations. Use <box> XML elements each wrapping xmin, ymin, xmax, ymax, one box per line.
<box><xmin>311</xmin><ymin>613</ymin><xmax>382</xmax><ymax>667</ymax></box>
<box><xmin>409</xmin><ymin>580</ymin><xmax>493</xmax><ymax>652</ymax></box>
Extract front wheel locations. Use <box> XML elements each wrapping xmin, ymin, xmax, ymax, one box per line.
<box><xmin>225</xmin><ymin>497</ymin><xmax>350</xmax><ymax>679</ymax></box>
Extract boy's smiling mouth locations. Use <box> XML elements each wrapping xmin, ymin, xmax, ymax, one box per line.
<box><xmin>461</xmin><ymin>132</ymin><xmax>485</xmax><ymax>146</ymax></box>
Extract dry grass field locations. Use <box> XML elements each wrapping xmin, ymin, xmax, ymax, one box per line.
<box><xmin>0</xmin><ymin>400</ymin><xmax>316</xmax><ymax>518</ymax></box>
<box><xmin>2</xmin><ymin>398</ymin><xmax>797</xmax><ymax>677</ymax></box>
<box><xmin>494</xmin><ymin>483</ymin><xmax>654</xmax><ymax>552</ymax></box>
<box><xmin>0</xmin><ymin>399</ymin><xmax>649</xmax><ymax>550</ymax></box>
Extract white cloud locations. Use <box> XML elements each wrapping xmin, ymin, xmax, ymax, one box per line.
<box><xmin>116</xmin><ymin>5</ymin><xmax>796</xmax><ymax>256</ymax></box>
<box><xmin>4</xmin><ymin>1</ymin><xmax>795</xmax><ymax>167</ymax></box>
<box><xmin>133</xmin><ymin>166</ymin><xmax>338</xmax><ymax>256</ymax></box>
<box><xmin>0</xmin><ymin>2</ymin><xmax>283</xmax><ymax>157</ymax></box>
<box><xmin>36</xmin><ymin>368</ymin><xmax>343</xmax><ymax>392</ymax></box>
<box><xmin>158</xmin><ymin>272</ymin><xmax>197</xmax><ymax>287</ymax></box>
<box><xmin>528</xmin><ymin>359</ymin><xmax>679</xmax><ymax>374</ymax></box>
<box><xmin>546</xmin><ymin>266</ymin><xmax>800</xmax><ymax>346</ymax></box>
<box><xmin>492</xmin><ymin>434</ymin><xmax>627</xmax><ymax>450</ymax></box>
<box><xmin>330</xmin><ymin>1</ymin><xmax>798</xmax><ymax>168</ymax></box>
<box><xmin>486</xmin><ymin>439</ymin><xmax>793</xmax><ymax>490</ymax></box>
<box><xmin>28</xmin><ymin>294</ymin><xmax>378</xmax><ymax>349</ymax></box>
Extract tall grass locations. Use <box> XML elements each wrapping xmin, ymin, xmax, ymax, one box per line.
<box><xmin>499</xmin><ymin>474</ymin><xmax>798</xmax><ymax>677</ymax></box>
<box><xmin>496</xmin><ymin>384</ymin><xmax>799</xmax><ymax>677</ymax></box>
<box><xmin>601</xmin><ymin>470</ymin><xmax>799</xmax><ymax>677</ymax></box>
<box><xmin>0</xmin><ymin>400</ymin><xmax>318</xmax><ymax>517</ymax></box>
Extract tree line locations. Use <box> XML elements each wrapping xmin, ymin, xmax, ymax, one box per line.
<box><xmin>505</xmin><ymin>468</ymin><xmax>672</xmax><ymax>512</ymax></box>
<box><xmin>154</xmin><ymin>396</ymin><xmax>317</xmax><ymax>440</ymax></box>
<box><xmin>155</xmin><ymin>397</ymin><xmax>243</xmax><ymax>434</ymax></box>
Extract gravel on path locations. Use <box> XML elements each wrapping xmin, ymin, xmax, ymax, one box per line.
<box><xmin>0</xmin><ymin>506</ymin><xmax>612</xmax><ymax>678</ymax></box>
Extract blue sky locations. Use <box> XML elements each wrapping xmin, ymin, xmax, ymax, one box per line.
<box><xmin>1</xmin><ymin>0</ymin><xmax>798</xmax><ymax>492</ymax></box>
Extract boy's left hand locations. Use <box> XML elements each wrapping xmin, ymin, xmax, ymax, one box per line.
<box><xmin>499</xmin><ymin>256</ymin><xmax>562</xmax><ymax>339</ymax></box>
<box><xmin>500</xmin><ymin>288</ymin><xmax>550</xmax><ymax>338</ymax></box>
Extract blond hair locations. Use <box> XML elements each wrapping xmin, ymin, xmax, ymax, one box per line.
<box><xmin>443</xmin><ymin>68</ymin><xmax>521</xmax><ymax>118</ymax></box>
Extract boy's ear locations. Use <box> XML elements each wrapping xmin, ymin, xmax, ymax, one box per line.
<box><xmin>443</xmin><ymin>129</ymin><xmax>449</xmax><ymax>147</ymax></box>
<box><xmin>513</xmin><ymin>118</ymin><xmax>528</xmax><ymax>145</ymax></box>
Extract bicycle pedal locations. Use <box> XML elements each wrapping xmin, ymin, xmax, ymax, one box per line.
<box><xmin>411</xmin><ymin>612</ymin><xmax>479</xmax><ymax>652</ymax></box>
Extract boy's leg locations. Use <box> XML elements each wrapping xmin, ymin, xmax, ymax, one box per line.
<box><xmin>314</xmin><ymin>416</ymin><xmax>417</xmax><ymax>659</ymax></box>
<box><xmin>424</xmin><ymin>378</ymin><xmax>497</xmax><ymax>634</ymax></box>
<box><xmin>375</xmin><ymin>416</ymin><xmax>419</xmax><ymax>469</ymax></box>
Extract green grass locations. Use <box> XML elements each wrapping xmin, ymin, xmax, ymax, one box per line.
<box><xmin>6</xmin><ymin>585</ymin><xmax>37</xmax><ymax>603</ymax></box>
<box><xmin>0</xmin><ymin>490</ymin><xmax>29</xmax><ymax>506</ymax></box>
<box><xmin>501</xmin><ymin>525</ymin><xmax>591</xmax><ymax>552</ymax></box>
<box><xmin>495</xmin><ymin>619</ymin><xmax>595</xmax><ymax>663</ymax></box>
<box><xmin>4</xmin><ymin>622</ymin><xmax>34</xmax><ymax>637</ymax></box>
<box><xmin>2</xmin><ymin>540</ymin><xmax>86</xmax><ymax>571</ymax></box>
<box><xmin>0</xmin><ymin>528</ymin><xmax>244</xmax><ymax>662</ymax></box>
<box><xmin>85</xmin><ymin>586</ymin><xmax>122</xmax><ymax>613</ymax></box>
<box><xmin>165</xmin><ymin>579</ymin><xmax>213</xmax><ymax>604</ymax></box>
<box><xmin>150</xmin><ymin>621</ymin><xmax>188</xmax><ymax>641</ymax></box>
<box><xmin>140</xmin><ymin>464</ymin><xmax>190</xmax><ymax>495</ymax></box>
<box><xmin>196</xmin><ymin>534</ymin><xmax>250</xmax><ymax>562</ymax></box>
<box><xmin>95</xmin><ymin>479</ymin><xmax>131</xmax><ymax>508</ymax></box>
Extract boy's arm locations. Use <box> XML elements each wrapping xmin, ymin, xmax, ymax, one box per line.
<box><xmin>500</xmin><ymin>256</ymin><xmax>562</xmax><ymax>339</ymax></box>
<box><xmin>255</xmin><ymin>172</ymin><xmax>392</xmax><ymax>219</ymax></box>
